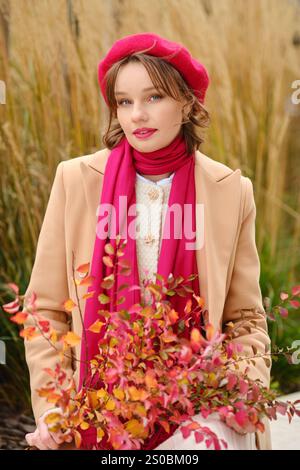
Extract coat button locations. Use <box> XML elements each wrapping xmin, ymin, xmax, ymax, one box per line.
<box><xmin>148</xmin><ymin>188</ymin><xmax>159</xmax><ymax>200</ymax></box>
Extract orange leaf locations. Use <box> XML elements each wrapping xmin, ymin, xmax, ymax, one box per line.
<box><xmin>76</xmin><ymin>262</ymin><xmax>90</xmax><ymax>274</ymax></box>
<box><xmin>193</xmin><ymin>294</ymin><xmax>205</xmax><ymax>308</ymax></box>
<box><xmin>20</xmin><ymin>326</ymin><xmax>38</xmax><ymax>340</ymax></box>
<box><xmin>79</xmin><ymin>275</ymin><xmax>94</xmax><ymax>287</ymax></box>
<box><xmin>160</xmin><ymin>420</ymin><xmax>170</xmax><ymax>433</ymax></box>
<box><xmin>10</xmin><ymin>312</ymin><xmax>28</xmax><ymax>324</ymax></box>
<box><xmin>82</xmin><ymin>291</ymin><xmax>96</xmax><ymax>300</ymax></box>
<box><xmin>168</xmin><ymin>309</ymin><xmax>179</xmax><ymax>324</ymax></box>
<box><xmin>74</xmin><ymin>429</ymin><xmax>82</xmax><ymax>448</ymax></box>
<box><xmin>205</xmin><ymin>323</ymin><xmax>215</xmax><ymax>341</ymax></box>
<box><xmin>184</xmin><ymin>299</ymin><xmax>192</xmax><ymax>314</ymax></box>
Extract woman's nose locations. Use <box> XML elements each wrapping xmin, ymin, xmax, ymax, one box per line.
<box><xmin>131</xmin><ymin>104</ymin><xmax>147</xmax><ymax>121</ymax></box>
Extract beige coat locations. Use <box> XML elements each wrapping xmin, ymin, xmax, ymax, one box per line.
<box><xmin>23</xmin><ymin>147</ymin><xmax>272</xmax><ymax>449</ymax></box>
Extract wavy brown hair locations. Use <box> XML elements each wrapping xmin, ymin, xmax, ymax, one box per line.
<box><xmin>101</xmin><ymin>52</ymin><xmax>210</xmax><ymax>155</ymax></box>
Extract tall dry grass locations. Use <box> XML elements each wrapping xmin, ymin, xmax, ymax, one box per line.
<box><xmin>0</xmin><ymin>0</ymin><xmax>299</xmax><ymax>409</ymax></box>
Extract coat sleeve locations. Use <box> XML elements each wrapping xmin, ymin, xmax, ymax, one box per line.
<box><xmin>23</xmin><ymin>161</ymin><xmax>74</xmax><ymax>424</ymax></box>
<box><xmin>222</xmin><ymin>176</ymin><xmax>272</xmax><ymax>389</ymax></box>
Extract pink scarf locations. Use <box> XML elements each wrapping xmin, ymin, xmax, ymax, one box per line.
<box><xmin>78</xmin><ymin>131</ymin><xmax>201</xmax><ymax>449</ymax></box>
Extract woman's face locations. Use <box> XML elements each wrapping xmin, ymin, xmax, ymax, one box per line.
<box><xmin>114</xmin><ymin>62</ymin><xmax>186</xmax><ymax>152</ymax></box>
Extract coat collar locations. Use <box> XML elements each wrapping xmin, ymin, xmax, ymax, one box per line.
<box><xmin>80</xmin><ymin>148</ymin><xmax>242</xmax><ymax>330</ymax></box>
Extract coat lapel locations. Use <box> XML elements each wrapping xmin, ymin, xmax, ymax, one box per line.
<box><xmin>194</xmin><ymin>152</ymin><xmax>241</xmax><ymax>330</ymax></box>
<box><xmin>80</xmin><ymin>148</ymin><xmax>242</xmax><ymax>331</ymax></box>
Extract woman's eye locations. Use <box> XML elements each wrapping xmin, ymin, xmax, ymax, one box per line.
<box><xmin>117</xmin><ymin>94</ymin><xmax>162</xmax><ymax>106</ymax></box>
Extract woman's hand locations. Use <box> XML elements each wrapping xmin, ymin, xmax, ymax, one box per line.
<box><xmin>25</xmin><ymin>407</ymin><xmax>73</xmax><ymax>450</ymax></box>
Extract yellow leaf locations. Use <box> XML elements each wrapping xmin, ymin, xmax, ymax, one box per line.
<box><xmin>62</xmin><ymin>331</ymin><xmax>81</xmax><ymax>347</ymax></box>
<box><xmin>97</xmin><ymin>388</ymin><xmax>108</xmax><ymax>400</ymax></box>
<box><xmin>125</xmin><ymin>419</ymin><xmax>148</xmax><ymax>439</ymax></box>
<box><xmin>109</xmin><ymin>337</ymin><xmax>119</xmax><ymax>348</ymax></box>
<box><xmin>63</xmin><ymin>299</ymin><xmax>77</xmax><ymax>312</ymax></box>
<box><xmin>105</xmin><ymin>398</ymin><xmax>116</xmax><ymax>411</ymax></box>
<box><xmin>44</xmin><ymin>413</ymin><xmax>62</xmax><ymax>424</ymax></box>
<box><xmin>49</xmin><ymin>330</ymin><xmax>57</xmax><ymax>344</ymax></box>
<box><xmin>80</xmin><ymin>421</ymin><xmax>90</xmax><ymax>430</ymax></box>
<box><xmin>88</xmin><ymin>320</ymin><xmax>105</xmax><ymax>333</ymax></box>
<box><xmin>128</xmin><ymin>386</ymin><xmax>149</xmax><ymax>401</ymax></box>
<box><xmin>134</xmin><ymin>404</ymin><xmax>147</xmax><ymax>417</ymax></box>
<box><xmin>97</xmin><ymin>427</ymin><xmax>105</xmax><ymax>442</ymax></box>
<box><xmin>113</xmin><ymin>388</ymin><xmax>125</xmax><ymax>401</ymax></box>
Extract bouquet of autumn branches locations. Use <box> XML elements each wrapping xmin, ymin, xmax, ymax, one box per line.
<box><xmin>2</xmin><ymin>237</ymin><xmax>300</xmax><ymax>450</ymax></box>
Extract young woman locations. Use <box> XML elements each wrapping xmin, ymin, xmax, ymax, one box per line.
<box><xmin>24</xmin><ymin>32</ymin><xmax>271</xmax><ymax>450</ymax></box>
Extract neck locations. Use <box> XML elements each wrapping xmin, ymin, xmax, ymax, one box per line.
<box><xmin>139</xmin><ymin>172</ymin><xmax>172</xmax><ymax>183</ymax></box>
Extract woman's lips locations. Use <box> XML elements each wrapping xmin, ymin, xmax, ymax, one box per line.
<box><xmin>133</xmin><ymin>129</ymin><xmax>157</xmax><ymax>140</ymax></box>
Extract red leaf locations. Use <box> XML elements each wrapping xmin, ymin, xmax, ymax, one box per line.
<box><xmin>7</xmin><ymin>283</ymin><xmax>19</xmax><ymax>295</ymax></box>
<box><xmin>39</xmin><ymin>320</ymin><xmax>50</xmax><ymax>333</ymax></box>
<box><xmin>2</xmin><ymin>298</ymin><xmax>20</xmax><ymax>314</ymax></box>
<box><xmin>292</xmin><ymin>285</ymin><xmax>300</xmax><ymax>297</ymax></box>
<box><xmin>279</xmin><ymin>307</ymin><xmax>288</xmax><ymax>318</ymax></box>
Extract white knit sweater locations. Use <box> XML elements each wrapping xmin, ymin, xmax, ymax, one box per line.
<box><xmin>135</xmin><ymin>172</ymin><xmax>174</xmax><ymax>297</ymax></box>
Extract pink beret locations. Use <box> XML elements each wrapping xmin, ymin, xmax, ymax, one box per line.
<box><xmin>98</xmin><ymin>32</ymin><xmax>210</xmax><ymax>105</ymax></box>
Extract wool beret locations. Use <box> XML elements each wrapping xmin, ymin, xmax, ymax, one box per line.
<box><xmin>98</xmin><ymin>32</ymin><xmax>210</xmax><ymax>105</ymax></box>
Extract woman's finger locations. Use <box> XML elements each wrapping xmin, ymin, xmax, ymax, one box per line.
<box><xmin>32</xmin><ymin>435</ymin><xmax>50</xmax><ymax>450</ymax></box>
<box><xmin>26</xmin><ymin>430</ymin><xmax>49</xmax><ymax>450</ymax></box>
<box><xmin>25</xmin><ymin>432</ymin><xmax>34</xmax><ymax>447</ymax></box>
<box><xmin>38</xmin><ymin>420</ymin><xmax>59</xmax><ymax>450</ymax></box>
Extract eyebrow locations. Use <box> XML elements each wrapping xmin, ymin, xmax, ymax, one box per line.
<box><xmin>115</xmin><ymin>86</ymin><xmax>160</xmax><ymax>96</ymax></box>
